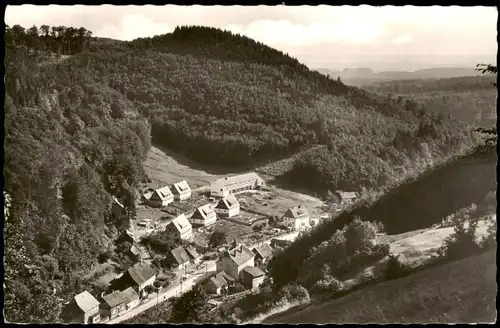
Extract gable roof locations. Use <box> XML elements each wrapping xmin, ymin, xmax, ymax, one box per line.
<box><xmin>170</xmin><ymin>246</ymin><xmax>190</xmax><ymax>265</ymax></box>
<box><xmin>211</xmin><ymin>172</ymin><xmax>264</xmax><ymax>190</ymax></box>
<box><xmin>185</xmin><ymin>246</ymin><xmax>201</xmax><ymax>260</ymax></box>
<box><xmin>207</xmin><ymin>271</ymin><xmax>235</xmax><ymax>289</ymax></box>
<box><xmin>284</xmin><ymin>205</ymin><xmax>309</xmax><ymax>219</ymax></box>
<box><xmin>74</xmin><ymin>291</ymin><xmax>100</xmax><ymax>313</ymax></box>
<box><xmin>171</xmin><ymin>214</ymin><xmax>192</xmax><ymax>233</ymax></box>
<box><xmin>152</xmin><ymin>186</ymin><xmax>174</xmax><ymax>201</ymax></box>
<box><xmin>193</xmin><ymin>203</ymin><xmax>216</xmax><ymax>220</ymax></box>
<box><xmin>122</xmin><ymin>287</ymin><xmax>139</xmax><ymax>303</ymax></box>
<box><xmin>336</xmin><ymin>191</ymin><xmax>359</xmax><ymax>199</ymax></box>
<box><xmin>127</xmin><ymin>262</ymin><xmax>156</xmax><ymax>286</ymax></box>
<box><xmin>252</xmin><ymin>244</ymin><xmax>274</xmax><ymax>259</ymax></box>
<box><xmin>243</xmin><ymin>266</ymin><xmax>266</xmax><ymax>278</ymax></box>
<box><xmin>102</xmin><ymin>290</ymin><xmax>127</xmax><ymax>308</ymax></box>
<box><xmin>224</xmin><ymin>244</ymin><xmax>255</xmax><ymax>266</ymax></box>
<box><xmin>216</xmin><ymin>195</ymin><xmax>240</xmax><ymax>210</ymax></box>
<box><xmin>171</xmin><ymin>180</ymin><xmax>191</xmax><ymax>195</ymax></box>
<box><xmin>142</xmin><ymin>191</ymin><xmax>153</xmax><ymax>200</ymax></box>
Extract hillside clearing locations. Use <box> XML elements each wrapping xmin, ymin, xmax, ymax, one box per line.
<box><xmin>266</xmin><ymin>250</ymin><xmax>497</xmax><ymax>324</ymax></box>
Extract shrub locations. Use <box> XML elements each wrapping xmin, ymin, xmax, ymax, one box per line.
<box><xmin>437</xmin><ymin>215</ymin><xmax>482</xmax><ymax>262</ymax></box>
<box><xmin>385</xmin><ymin>254</ymin><xmax>411</xmax><ymax>279</ymax></box>
<box><xmin>480</xmin><ymin>214</ymin><xmax>497</xmax><ymax>250</ymax></box>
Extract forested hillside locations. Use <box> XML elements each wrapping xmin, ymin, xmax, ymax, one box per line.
<box><xmin>3</xmin><ymin>24</ymin><xmax>486</xmax><ymax>322</ymax></box>
<box><xmin>363</xmin><ymin>76</ymin><xmax>497</xmax><ymax>128</ymax></box>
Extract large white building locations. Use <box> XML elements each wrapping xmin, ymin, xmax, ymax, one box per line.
<box><xmin>210</xmin><ymin>172</ymin><xmax>265</xmax><ymax>198</ymax></box>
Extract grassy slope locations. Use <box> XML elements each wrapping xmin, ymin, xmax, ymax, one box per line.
<box><xmin>266</xmin><ymin>250</ymin><xmax>497</xmax><ymax>324</ymax></box>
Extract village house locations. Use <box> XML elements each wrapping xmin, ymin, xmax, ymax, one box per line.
<box><xmin>185</xmin><ymin>246</ymin><xmax>201</xmax><ymax>264</ymax></box>
<box><xmin>171</xmin><ymin>180</ymin><xmax>192</xmax><ymax>201</ymax></box>
<box><xmin>165</xmin><ymin>246</ymin><xmax>190</xmax><ymax>271</ymax></box>
<box><xmin>203</xmin><ymin>271</ymin><xmax>235</xmax><ymax>295</ymax></box>
<box><xmin>252</xmin><ymin>244</ymin><xmax>274</xmax><ymax>266</ymax></box>
<box><xmin>100</xmin><ymin>290</ymin><xmax>127</xmax><ymax>320</ymax></box>
<box><xmin>141</xmin><ymin>189</ymin><xmax>154</xmax><ymax>204</ymax></box>
<box><xmin>165</xmin><ymin>214</ymin><xmax>192</xmax><ymax>241</ymax></box>
<box><xmin>190</xmin><ymin>203</ymin><xmax>217</xmax><ymax>227</ymax></box>
<box><xmin>241</xmin><ymin>266</ymin><xmax>266</xmax><ymax>290</ymax></box>
<box><xmin>214</xmin><ymin>195</ymin><xmax>240</xmax><ymax>218</ymax></box>
<box><xmin>283</xmin><ymin>205</ymin><xmax>310</xmax><ymax>231</ymax></box>
<box><xmin>148</xmin><ymin>186</ymin><xmax>174</xmax><ymax>207</ymax></box>
<box><xmin>216</xmin><ymin>239</ymin><xmax>255</xmax><ymax>280</ymax></box>
<box><xmin>122</xmin><ymin>287</ymin><xmax>140</xmax><ymax>310</ymax></box>
<box><xmin>114</xmin><ymin>262</ymin><xmax>156</xmax><ymax>298</ymax></box>
<box><xmin>71</xmin><ymin>290</ymin><xmax>101</xmax><ymax>324</ymax></box>
<box><xmin>111</xmin><ymin>196</ymin><xmax>126</xmax><ymax>218</ymax></box>
<box><xmin>335</xmin><ymin>190</ymin><xmax>360</xmax><ymax>205</ymax></box>
<box><xmin>210</xmin><ymin>172</ymin><xmax>265</xmax><ymax>198</ymax></box>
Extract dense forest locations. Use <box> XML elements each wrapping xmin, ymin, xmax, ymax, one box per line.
<box><xmin>362</xmin><ymin>75</ymin><xmax>497</xmax><ymax>128</ymax></box>
<box><xmin>3</xmin><ymin>24</ymin><xmax>493</xmax><ymax>323</ymax></box>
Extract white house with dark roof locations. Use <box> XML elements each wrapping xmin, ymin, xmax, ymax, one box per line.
<box><xmin>165</xmin><ymin>214</ymin><xmax>192</xmax><ymax>241</ymax></box>
<box><xmin>216</xmin><ymin>239</ymin><xmax>255</xmax><ymax>280</ymax></box>
<box><xmin>171</xmin><ymin>180</ymin><xmax>192</xmax><ymax>201</ymax></box>
<box><xmin>166</xmin><ymin>246</ymin><xmax>190</xmax><ymax>270</ymax></box>
<box><xmin>148</xmin><ymin>186</ymin><xmax>174</xmax><ymax>207</ymax></box>
<box><xmin>72</xmin><ymin>290</ymin><xmax>101</xmax><ymax>324</ymax></box>
<box><xmin>210</xmin><ymin>172</ymin><xmax>265</xmax><ymax>198</ymax></box>
<box><xmin>283</xmin><ymin>205</ymin><xmax>310</xmax><ymax>231</ymax></box>
<box><xmin>191</xmin><ymin>203</ymin><xmax>217</xmax><ymax>227</ymax></box>
<box><xmin>214</xmin><ymin>195</ymin><xmax>240</xmax><ymax>218</ymax></box>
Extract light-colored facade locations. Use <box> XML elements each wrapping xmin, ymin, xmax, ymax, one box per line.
<box><xmin>73</xmin><ymin>290</ymin><xmax>100</xmax><ymax>324</ymax></box>
<box><xmin>148</xmin><ymin>186</ymin><xmax>174</xmax><ymax>207</ymax></box>
<box><xmin>214</xmin><ymin>195</ymin><xmax>240</xmax><ymax>218</ymax></box>
<box><xmin>210</xmin><ymin>172</ymin><xmax>265</xmax><ymax>198</ymax></box>
<box><xmin>171</xmin><ymin>180</ymin><xmax>192</xmax><ymax>201</ymax></box>
<box><xmin>283</xmin><ymin>205</ymin><xmax>310</xmax><ymax>231</ymax></box>
<box><xmin>191</xmin><ymin>203</ymin><xmax>217</xmax><ymax>227</ymax></box>
<box><xmin>216</xmin><ymin>244</ymin><xmax>255</xmax><ymax>280</ymax></box>
<box><xmin>165</xmin><ymin>214</ymin><xmax>192</xmax><ymax>241</ymax></box>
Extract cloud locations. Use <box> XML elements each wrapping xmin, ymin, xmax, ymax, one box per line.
<box><xmin>94</xmin><ymin>14</ymin><xmax>172</xmax><ymax>41</ymax></box>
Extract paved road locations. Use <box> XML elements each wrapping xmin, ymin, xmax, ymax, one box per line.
<box><xmin>106</xmin><ymin>260</ymin><xmax>217</xmax><ymax>324</ymax></box>
<box><xmin>105</xmin><ymin>231</ymin><xmax>300</xmax><ymax>324</ymax></box>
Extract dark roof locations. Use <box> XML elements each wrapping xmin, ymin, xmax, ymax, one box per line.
<box><xmin>206</xmin><ymin>271</ymin><xmax>235</xmax><ymax>289</ymax></box>
<box><xmin>284</xmin><ymin>205</ymin><xmax>309</xmax><ymax>219</ymax></box>
<box><xmin>102</xmin><ymin>291</ymin><xmax>127</xmax><ymax>308</ymax></box>
<box><xmin>216</xmin><ymin>195</ymin><xmax>239</xmax><ymax>210</ymax></box>
<box><xmin>243</xmin><ymin>266</ymin><xmax>265</xmax><ymax>278</ymax></box>
<box><xmin>224</xmin><ymin>244</ymin><xmax>255</xmax><ymax>266</ymax></box>
<box><xmin>127</xmin><ymin>262</ymin><xmax>156</xmax><ymax>285</ymax></box>
<box><xmin>252</xmin><ymin>244</ymin><xmax>274</xmax><ymax>259</ymax></box>
<box><xmin>74</xmin><ymin>291</ymin><xmax>100</xmax><ymax>313</ymax></box>
<box><xmin>192</xmin><ymin>204</ymin><xmax>216</xmax><ymax>220</ymax></box>
<box><xmin>122</xmin><ymin>287</ymin><xmax>139</xmax><ymax>303</ymax></box>
<box><xmin>185</xmin><ymin>247</ymin><xmax>201</xmax><ymax>260</ymax></box>
<box><xmin>170</xmin><ymin>246</ymin><xmax>190</xmax><ymax>265</ymax></box>
<box><xmin>171</xmin><ymin>180</ymin><xmax>191</xmax><ymax>194</ymax></box>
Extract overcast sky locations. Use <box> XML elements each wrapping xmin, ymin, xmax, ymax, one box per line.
<box><xmin>5</xmin><ymin>5</ymin><xmax>498</xmax><ymax>70</ymax></box>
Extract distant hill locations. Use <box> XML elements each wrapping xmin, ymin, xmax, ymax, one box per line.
<box><xmin>362</xmin><ymin>75</ymin><xmax>497</xmax><ymax>127</ymax></box>
<box><xmin>266</xmin><ymin>251</ymin><xmax>496</xmax><ymax>324</ymax></box>
<box><xmin>317</xmin><ymin>67</ymin><xmax>482</xmax><ymax>86</ymax></box>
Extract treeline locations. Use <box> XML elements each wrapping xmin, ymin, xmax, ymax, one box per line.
<box><xmin>4</xmin><ymin>48</ymin><xmax>151</xmax><ymax>323</ymax></box>
<box><xmin>5</xmin><ymin>23</ymin><xmax>93</xmax><ymax>55</ymax></box>
<box><xmin>363</xmin><ymin>76</ymin><xmax>497</xmax><ymax>128</ymax></box>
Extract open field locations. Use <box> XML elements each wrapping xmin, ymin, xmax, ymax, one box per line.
<box><xmin>266</xmin><ymin>250</ymin><xmax>497</xmax><ymax>324</ymax></box>
<box><xmin>237</xmin><ymin>187</ymin><xmax>326</xmax><ymax>218</ymax></box>
<box><xmin>143</xmin><ymin>145</ymin><xmax>226</xmax><ymax>190</ymax></box>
